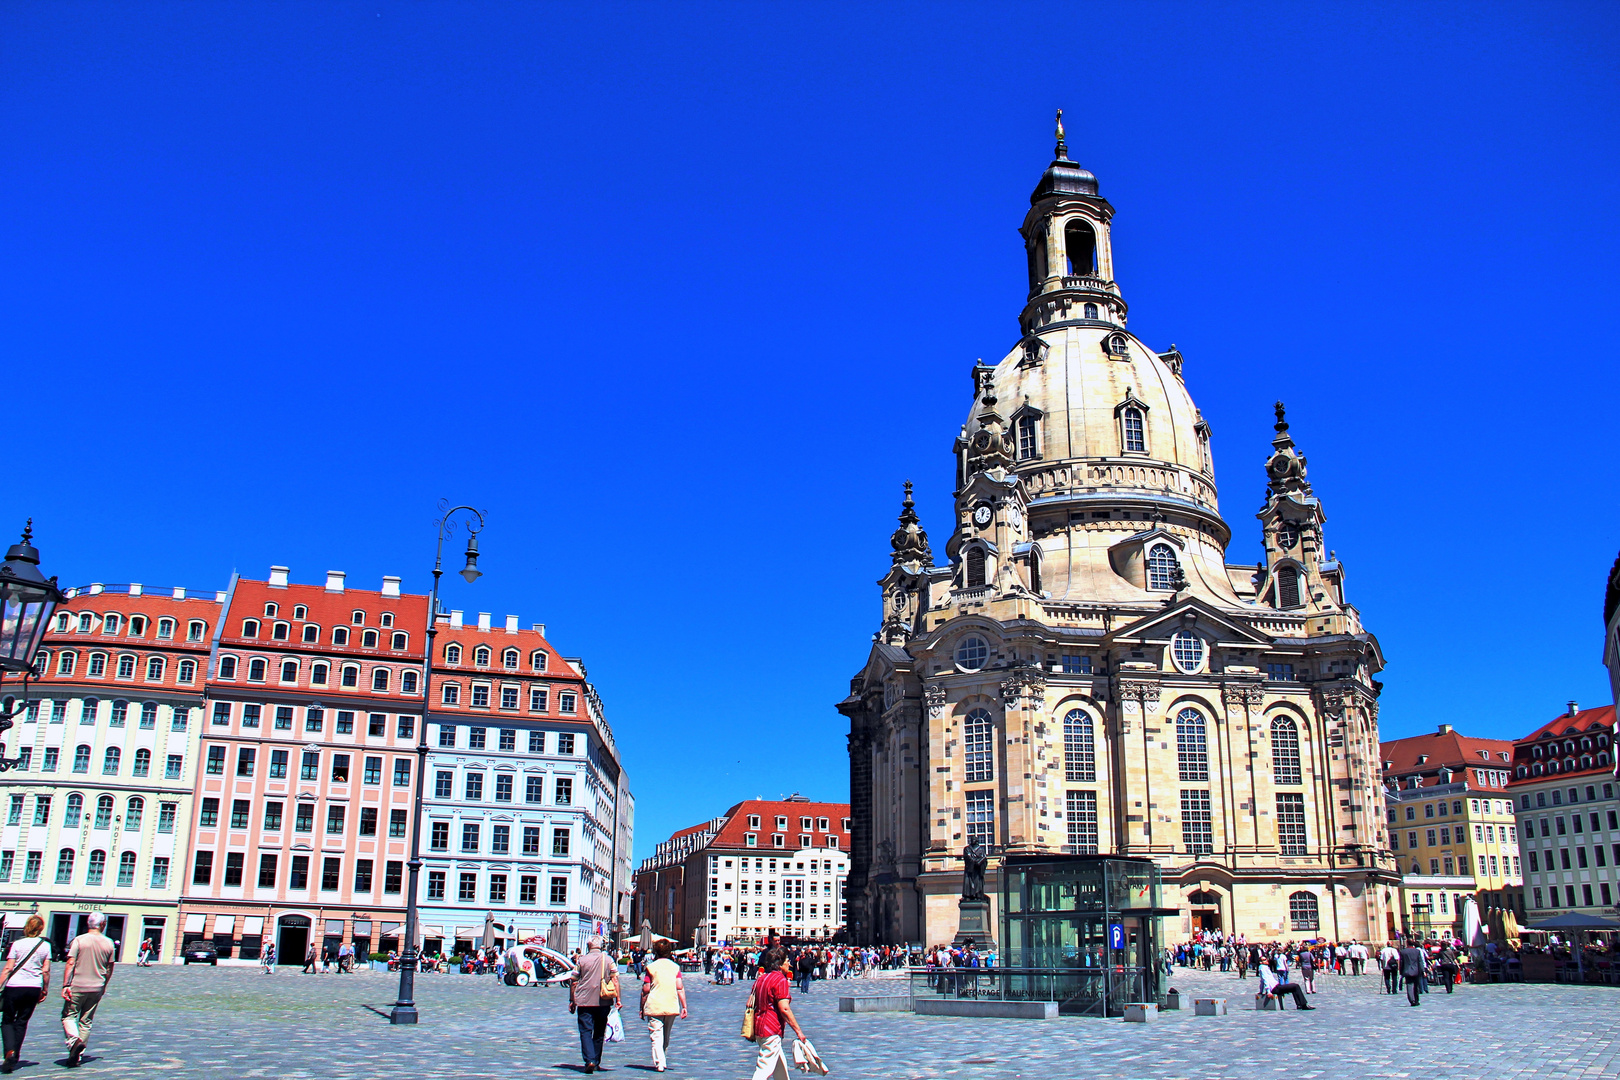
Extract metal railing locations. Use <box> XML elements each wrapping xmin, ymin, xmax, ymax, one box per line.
<box><xmin>906</xmin><ymin>964</ymin><xmax>1159</xmax><ymax>1018</ymax></box>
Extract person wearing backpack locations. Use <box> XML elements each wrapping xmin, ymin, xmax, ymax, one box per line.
<box><xmin>744</xmin><ymin>946</ymin><xmax>805</xmax><ymax>1080</ymax></box>
<box><xmin>569</xmin><ymin>936</ymin><xmax>618</xmax><ymax>1074</ymax></box>
<box><xmin>0</xmin><ymin>915</ymin><xmax>51</xmax><ymax>1073</ymax></box>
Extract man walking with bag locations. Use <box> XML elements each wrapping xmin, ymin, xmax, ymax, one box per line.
<box><xmin>745</xmin><ymin>947</ymin><xmax>806</xmax><ymax>1080</ymax></box>
<box><xmin>60</xmin><ymin>913</ymin><xmax>115</xmax><ymax>1067</ymax></box>
<box><xmin>569</xmin><ymin>937</ymin><xmax>617</xmax><ymax>1074</ymax></box>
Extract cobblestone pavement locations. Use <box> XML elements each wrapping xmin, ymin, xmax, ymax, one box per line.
<box><xmin>8</xmin><ymin>963</ymin><xmax>1616</xmax><ymax>1079</ymax></box>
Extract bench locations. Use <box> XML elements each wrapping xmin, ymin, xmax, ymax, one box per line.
<box><xmin>1255</xmin><ymin>993</ymin><xmax>1281</xmax><ymax>1011</ymax></box>
<box><xmin>1122</xmin><ymin>1002</ymin><xmax>1157</xmax><ymax>1023</ymax></box>
<box><xmin>1194</xmin><ymin>997</ymin><xmax>1228</xmax><ymax>1016</ymax></box>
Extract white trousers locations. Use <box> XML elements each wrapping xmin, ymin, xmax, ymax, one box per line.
<box><xmin>751</xmin><ymin>1034</ymin><xmax>791</xmax><ymax>1080</ymax></box>
<box><xmin>647</xmin><ymin>1015</ymin><xmax>676</xmax><ymax>1070</ymax></box>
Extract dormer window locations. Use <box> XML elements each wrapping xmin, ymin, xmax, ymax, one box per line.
<box><xmin>332</xmin><ymin>627</ymin><xmax>349</xmax><ymax>646</ymax></box>
<box><xmin>302</xmin><ymin>625</ymin><xmax>319</xmax><ymax>643</ymax></box>
<box><xmin>241</xmin><ymin>619</ymin><xmax>260</xmax><ymax>638</ymax></box>
<box><xmin>1107</xmin><ymin>332</ymin><xmax>1129</xmax><ymax>357</ymax></box>
<box><xmin>102</xmin><ymin>614</ymin><xmax>120</xmax><ymax>635</ymax></box>
<box><xmin>379</xmin><ymin>612</ymin><xmax>393</xmax><ymax>628</ymax></box>
<box><xmin>1122</xmin><ymin>407</ymin><xmax>1145</xmax><ymax>452</ymax></box>
<box><xmin>1016</xmin><ymin>415</ymin><xmax>1039</xmax><ymax>461</ymax></box>
<box><xmin>351</xmin><ymin>611</ymin><xmax>366</xmax><ymax>625</ymax></box>
<box><xmin>187</xmin><ymin>621</ymin><xmax>206</xmax><ymax>642</ymax></box>
<box><xmin>77</xmin><ymin>613</ymin><xmax>92</xmax><ymax>632</ymax></box>
<box><xmin>264</xmin><ymin>603</ymin><xmax>278</xmax><ymax>617</ymax></box>
<box><xmin>156</xmin><ymin>618</ymin><xmax>174</xmax><ymax>639</ymax></box>
<box><xmin>531</xmin><ymin>650</ymin><xmax>548</xmax><ymax>671</ymax></box>
<box><xmin>1146</xmin><ymin>544</ymin><xmax>1180</xmax><ymax>591</ymax></box>
<box><xmin>964</xmin><ymin>547</ymin><xmax>987</xmax><ymax>588</ymax></box>
<box><xmin>1276</xmin><ymin>566</ymin><xmax>1301</xmax><ymax>608</ymax></box>
<box><xmin>361</xmin><ymin>629</ymin><xmax>379</xmax><ymax>648</ymax></box>
<box><xmin>445</xmin><ymin>644</ymin><xmax>462</xmax><ymax>665</ymax></box>
<box><xmin>293</xmin><ymin>605</ymin><xmax>307</xmax><ymax>620</ymax></box>
<box><xmin>474</xmin><ymin>646</ymin><xmax>491</xmax><ymax>667</ymax></box>
<box><xmin>272</xmin><ymin>622</ymin><xmax>290</xmax><ymax>641</ymax></box>
<box><xmin>502</xmin><ymin>648</ymin><xmax>519</xmax><ymax>669</ymax></box>
<box><xmin>129</xmin><ymin>616</ymin><xmax>147</xmax><ymax>636</ymax></box>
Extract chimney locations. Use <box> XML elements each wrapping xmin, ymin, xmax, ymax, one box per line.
<box><xmin>129</xmin><ymin>583</ymin><xmax>142</xmax><ymax>596</ymax></box>
<box><xmin>1567</xmin><ymin>700</ymin><xmax>1579</xmax><ymax>717</ymax></box>
<box><xmin>1437</xmin><ymin>724</ymin><xmax>1452</xmax><ymax>735</ymax></box>
<box><xmin>505</xmin><ymin>614</ymin><xmax>519</xmax><ymax>634</ymax></box>
<box><xmin>268</xmin><ymin>566</ymin><xmax>289</xmax><ymax>588</ymax></box>
<box><xmin>215</xmin><ymin>590</ymin><xmax>227</xmax><ymax>603</ymax></box>
<box><xmin>381</xmin><ymin>576</ymin><xmax>401</xmax><ymax>599</ymax></box>
<box><xmin>325</xmin><ymin>571</ymin><xmax>346</xmax><ymax>594</ymax></box>
<box><xmin>89</xmin><ymin>583</ymin><xmax>104</xmax><ymax>595</ymax></box>
<box><xmin>532</xmin><ymin>623</ymin><xmax>546</xmax><ymax>637</ymax></box>
<box><xmin>172</xmin><ymin>586</ymin><xmax>186</xmax><ymax>600</ymax></box>
<box><xmin>477</xmin><ymin>612</ymin><xmax>492</xmax><ymax>631</ymax></box>
<box><xmin>450</xmin><ymin>609</ymin><xmax>464</xmax><ymax>628</ymax></box>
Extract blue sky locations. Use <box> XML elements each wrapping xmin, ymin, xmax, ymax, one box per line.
<box><xmin>5</xmin><ymin>2</ymin><xmax>1618</xmax><ymax>860</ymax></box>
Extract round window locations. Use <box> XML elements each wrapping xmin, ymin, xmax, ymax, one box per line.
<box><xmin>1171</xmin><ymin>631</ymin><xmax>1205</xmax><ymax>673</ymax></box>
<box><xmin>955</xmin><ymin>635</ymin><xmax>989</xmax><ymax>671</ymax></box>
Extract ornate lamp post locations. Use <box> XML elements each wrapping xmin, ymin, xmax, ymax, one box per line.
<box><xmin>391</xmin><ymin>503</ymin><xmax>485</xmax><ymax>1025</ymax></box>
<box><xmin>0</xmin><ymin>522</ymin><xmax>66</xmax><ymax>771</ymax></box>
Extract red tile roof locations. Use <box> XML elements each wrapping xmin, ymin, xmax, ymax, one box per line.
<box><xmin>1509</xmin><ymin>704</ymin><xmax>1615</xmax><ymax>785</ymax></box>
<box><xmin>1380</xmin><ymin>726</ymin><xmax>1516</xmax><ymax>787</ymax></box>
<box><xmin>38</xmin><ymin>588</ymin><xmax>223</xmax><ymax>693</ymax></box>
<box><xmin>708</xmin><ymin>799</ymin><xmax>852</xmax><ymax>851</ymax></box>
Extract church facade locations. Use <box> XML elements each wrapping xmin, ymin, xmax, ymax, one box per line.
<box><xmin>839</xmin><ymin>117</ymin><xmax>1399</xmax><ymax>947</ymax></box>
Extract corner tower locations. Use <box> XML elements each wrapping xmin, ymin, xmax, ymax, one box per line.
<box><xmin>841</xmin><ymin>120</ymin><xmax>1395</xmax><ymax>951</ymax></box>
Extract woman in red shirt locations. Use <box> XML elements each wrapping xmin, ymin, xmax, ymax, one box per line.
<box><xmin>748</xmin><ymin>947</ymin><xmax>805</xmax><ymax>1080</ymax></box>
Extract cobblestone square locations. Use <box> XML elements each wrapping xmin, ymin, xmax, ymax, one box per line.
<box><xmin>11</xmin><ymin>964</ymin><xmax>1616</xmax><ymax>1079</ymax></box>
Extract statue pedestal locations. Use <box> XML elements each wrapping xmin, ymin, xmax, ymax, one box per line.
<box><xmin>954</xmin><ymin>899</ymin><xmax>995</xmax><ymax>950</ymax></box>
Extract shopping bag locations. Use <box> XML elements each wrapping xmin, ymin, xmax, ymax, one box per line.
<box><xmin>604</xmin><ymin>1005</ymin><xmax>625</xmax><ymax>1044</ymax></box>
<box><xmin>741</xmin><ymin>988</ymin><xmax>756</xmax><ymax>1042</ymax></box>
<box><xmin>792</xmin><ymin>1036</ymin><xmax>831</xmax><ymax>1075</ymax></box>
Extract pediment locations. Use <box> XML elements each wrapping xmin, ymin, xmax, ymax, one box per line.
<box><xmin>1110</xmin><ymin>597</ymin><xmax>1273</xmax><ymax>647</ymax></box>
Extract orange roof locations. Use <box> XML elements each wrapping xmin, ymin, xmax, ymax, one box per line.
<box><xmin>223</xmin><ymin>576</ymin><xmax>429</xmax><ymax>647</ymax></box>
<box><xmin>709</xmin><ymin>799</ymin><xmax>852</xmax><ymax>851</ymax></box>
<box><xmin>1509</xmin><ymin>704</ymin><xmax>1615</xmax><ymax>785</ymax></box>
<box><xmin>1380</xmin><ymin>726</ymin><xmax>1515</xmax><ymax>785</ymax></box>
<box><xmin>37</xmin><ymin>587</ymin><xmax>223</xmax><ymax>694</ymax></box>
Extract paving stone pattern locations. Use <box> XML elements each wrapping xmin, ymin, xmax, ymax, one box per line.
<box><xmin>11</xmin><ymin>963</ymin><xmax>1618</xmax><ymax>1079</ymax></box>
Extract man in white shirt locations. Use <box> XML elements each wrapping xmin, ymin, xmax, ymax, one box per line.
<box><xmin>1349</xmin><ymin>941</ymin><xmax>1369</xmax><ymax>976</ymax></box>
<box><xmin>1378</xmin><ymin>943</ymin><xmax>1401</xmax><ymax>994</ymax></box>
<box><xmin>1257</xmin><ymin>958</ymin><xmax>1313</xmax><ymax>1010</ymax></box>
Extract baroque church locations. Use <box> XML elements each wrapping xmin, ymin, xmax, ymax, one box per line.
<box><xmin>839</xmin><ymin>116</ymin><xmax>1399</xmax><ymax>946</ymax></box>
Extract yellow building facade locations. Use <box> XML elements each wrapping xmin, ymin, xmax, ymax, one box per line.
<box><xmin>840</xmin><ymin>120</ymin><xmax>1398</xmax><ymax>947</ymax></box>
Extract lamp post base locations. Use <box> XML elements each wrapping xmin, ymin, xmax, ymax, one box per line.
<box><xmin>390</xmin><ymin>1003</ymin><xmax>419</xmax><ymax>1024</ymax></box>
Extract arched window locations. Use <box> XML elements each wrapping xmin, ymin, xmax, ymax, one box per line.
<box><xmin>116</xmin><ymin>654</ymin><xmax>135</xmax><ymax>678</ymax></box>
<box><xmin>85</xmin><ymin>850</ymin><xmax>107</xmax><ymax>886</ymax></box>
<box><xmin>65</xmin><ymin>793</ymin><xmax>83</xmax><ymax>826</ymax></box>
<box><xmin>392</xmin><ymin>632</ymin><xmax>408</xmax><ymax>650</ymax></box>
<box><xmin>965</xmin><ymin>547</ymin><xmax>987</xmax><ymax>588</ymax></box>
<box><xmin>103</xmin><ymin>746</ymin><xmax>120</xmax><ymax>775</ymax></box>
<box><xmin>963</xmin><ymin>708</ymin><xmax>994</xmax><ymax>783</ymax></box>
<box><xmin>1026</xmin><ymin>227</ymin><xmax>1048</xmax><ymax>288</ymax></box>
<box><xmin>57</xmin><ymin>652</ymin><xmax>77</xmax><ymax>676</ymax></box>
<box><xmin>102</xmin><ymin>614</ymin><xmax>120</xmax><ymax>635</ymax></box>
<box><xmin>302</xmin><ymin>624</ymin><xmax>319</xmax><ymax>643</ymax></box>
<box><xmin>117</xmin><ymin>851</ymin><xmax>136</xmax><ymax>887</ymax></box>
<box><xmin>280</xmin><ymin>660</ymin><xmax>298</xmax><ymax>683</ymax></box>
<box><xmin>1277</xmin><ymin>566</ymin><xmax>1301</xmax><ymax>608</ymax></box>
<box><xmin>442</xmin><ymin>683</ymin><xmax>460</xmax><ymax>705</ymax></box>
<box><xmin>177</xmin><ymin>659</ymin><xmax>196</xmax><ymax>683</ymax></box>
<box><xmin>82</xmin><ymin>697</ymin><xmax>100</xmax><ymax>723</ymax></box>
<box><xmin>372</xmin><ymin>668</ymin><xmax>390</xmax><ymax>691</ymax></box>
<box><xmin>188</xmin><ymin>620</ymin><xmax>206</xmax><ymax>641</ymax></box>
<box><xmin>502</xmin><ymin>649</ymin><xmax>519</xmax><ymax>669</ymax></box>
<box><xmin>248</xmin><ymin>658</ymin><xmax>268</xmax><ymax>681</ymax></box>
<box><xmin>332</xmin><ymin>627</ymin><xmax>350</xmax><ymax>646</ymax></box>
<box><xmin>272</xmin><ymin>622</ymin><xmax>290</xmax><ymax>640</ymax></box>
<box><xmin>1272</xmin><ymin>716</ymin><xmax>1302</xmax><ymax>785</ymax></box>
<box><xmin>1064</xmin><ymin>709</ymin><xmax>1096</xmax><ymax>782</ymax></box>
<box><xmin>140</xmin><ymin>701</ymin><xmax>159</xmax><ymax>728</ymax></box>
<box><xmin>241</xmin><ymin>619</ymin><xmax>260</xmax><ymax>637</ymax></box>
<box><xmin>73</xmin><ymin>745</ymin><xmax>91</xmax><ymax>773</ymax></box>
<box><xmin>293</xmin><ymin>605</ymin><xmax>307</xmax><ymax>620</ymax></box>
<box><xmin>379</xmin><ymin>612</ymin><xmax>393</xmax><ymax>627</ymax></box>
<box><xmin>1122</xmin><ymin>406</ymin><xmax>1145</xmax><ymax>452</ymax></box>
<box><xmin>55</xmin><ymin>849</ymin><xmax>75</xmax><ymax>884</ymax></box>
<box><xmin>218</xmin><ymin>656</ymin><xmax>237</xmax><ymax>680</ymax></box>
<box><xmin>445</xmin><ymin>643</ymin><xmax>462</xmax><ymax>665</ymax></box>
<box><xmin>263</xmin><ymin>602</ymin><xmax>278</xmax><ymax>617</ymax></box>
<box><xmin>1084</xmin><ymin>302</ymin><xmax>1099</xmax><ymax>319</ymax></box>
<box><xmin>133</xmin><ymin>748</ymin><xmax>151</xmax><ymax>776</ymax></box>
<box><xmin>955</xmin><ymin>635</ymin><xmax>989</xmax><ymax>671</ymax></box>
<box><xmin>1064</xmin><ymin>219</ymin><xmax>1096</xmax><ymax>276</ymax></box>
<box><xmin>351</xmin><ymin>610</ymin><xmax>366</xmax><ymax>625</ymax></box>
<box><xmin>94</xmin><ymin>795</ymin><xmax>113</xmax><ymax>828</ymax></box>
<box><xmin>362</xmin><ymin>629</ymin><xmax>379</xmax><ymax>649</ymax></box>
<box><xmin>1016</xmin><ymin>415</ymin><xmax>1038</xmax><ymax>461</ymax></box>
<box><xmin>1147</xmin><ymin>544</ymin><xmax>1179</xmax><ymax>591</ymax></box>
<box><xmin>145</xmin><ymin>656</ymin><xmax>165</xmax><ymax>681</ymax></box>
<box><xmin>340</xmin><ymin>665</ymin><xmax>359</xmax><ymax>688</ymax></box>
<box><xmin>126</xmin><ymin>796</ymin><xmax>143</xmax><ymax>829</ymax></box>
<box><xmin>1288</xmin><ymin>891</ymin><xmax>1319</xmax><ymax>931</ymax></box>
<box><xmin>1176</xmin><ymin>708</ymin><xmax>1209</xmax><ymax>782</ymax></box>
<box><xmin>401</xmin><ymin>670</ymin><xmax>419</xmax><ymax>694</ymax></box>
<box><xmin>87</xmin><ymin>652</ymin><xmax>106</xmax><ymax>677</ymax></box>
<box><xmin>311</xmin><ymin>662</ymin><xmax>329</xmax><ymax>686</ymax></box>
<box><xmin>531</xmin><ymin>650</ymin><xmax>548</xmax><ymax>671</ymax></box>
<box><xmin>129</xmin><ymin>616</ymin><xmax>147</xmax><ymax>636</ymax></box>
<box><xmin>157</xmin><ymin>618</ymin><xmax>175</xmax><ymax>639</ymax></box>
<box><xmin>474</xmin><ymin>646</ymin><xmax>491</xmax><ymax>667</ymax></box>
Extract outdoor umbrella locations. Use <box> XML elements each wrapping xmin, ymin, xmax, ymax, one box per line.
<box><xmin>1501</xmin><ymin>907</ymin><xmax>1521</xmax><ymax>949</ymax></box>
<box><xmin>1523</xmin><ymin>912</ymin><xmax>1620</xmax><ymax>982</ymax></box>
<box><xmin>1461</xmin><ymin>897</ymin><xmax>1484</xmax><ymax>963</ymax></box>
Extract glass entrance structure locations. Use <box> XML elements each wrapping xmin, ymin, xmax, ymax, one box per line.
<box><xmin>999</xmin><ymin>855</ymin><xmax>1172</xmax><ymax>1016</ymax></box>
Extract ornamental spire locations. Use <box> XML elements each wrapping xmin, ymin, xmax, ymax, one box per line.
<box><xmin>1054</xmin><ymin>108</ymin><xmax>1069</xmax><ymax>161</ymax></box>
<box><xmin>889</xmin><ymin>481</ymin><xmax>933</xmax><ymax>568</ymax></box>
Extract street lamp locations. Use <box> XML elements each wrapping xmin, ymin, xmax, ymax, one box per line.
<box><xmin>0</xmin><ymin>521</ymin><xmax>66</xmax><ymax>771</ymax></box>
<box><xmin>391</xmin><ymin>503</ymin><xmax>486</xmax><ymax>1025</ymax></box>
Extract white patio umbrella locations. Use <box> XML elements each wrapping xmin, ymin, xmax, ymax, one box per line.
<box><xmin>1461</xmin><ymin>897</ymin><xmax>1485</xmax><ymax>965</ymax></box>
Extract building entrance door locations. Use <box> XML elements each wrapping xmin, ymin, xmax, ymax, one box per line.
<box><xmin>105</xmin><ymin>915</ymin><xmax>127</xmax><ymax>961</ymax></box>
<box><xmin>142</xmin><ymin>917</ymin><xmax>165</xmax><ymax>961</ymax></box>
<box><xmin>277</xmin><ymin>915</ymin><xmax>311</xmax><ymax>966</ymax></box>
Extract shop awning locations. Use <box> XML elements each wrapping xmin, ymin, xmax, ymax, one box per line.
<box><xmin>184</xmin><ymin>914</ymin><xmax>206</xmax><ymax>934</ymax></box>
<box><xmin>213</xmin><ymin>916</ymin><xmax>235</xmax><ymax>936</ymax></box>
<box><xmin>454</xmin><ymin>927</ymin><xmax>478</xmax><ymax>938</ymax></box>
<box><xmin>241</xmin><ymin>917</ymin><xmax>264</xmax><ymax>936</ymax></box>
<box><xmin>380</xmin><ymin>922</ymin><xmax>402</xmax><ymax>936</ymax></box>
<box><xmin>418</xmin><ymin>925</ymin><xmax>443</xmax><ymax>937</ymax></box>
<box><xmin>353</xmin><ymin>920</ymin><xmax>372</xmax><ymax>936</ymax></box>
<box><xmin>325</xmin><ymin>920</ymin><xmax>345</xmax><ymax>936</ymax></box>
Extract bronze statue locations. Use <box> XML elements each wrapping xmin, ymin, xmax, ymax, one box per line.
<box><xmin>961</xmin><ymin>839</ymin><xmax>988</xmax><ymax>901</ymax></box>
